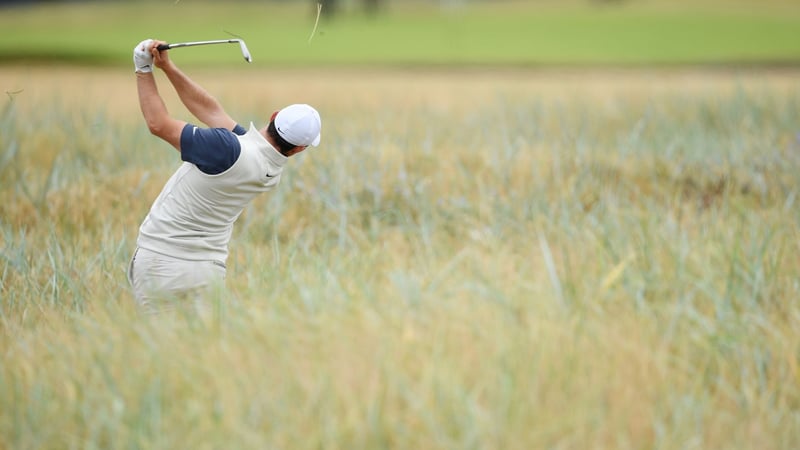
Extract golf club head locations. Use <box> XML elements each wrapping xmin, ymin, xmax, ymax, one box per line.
<box><xmin>236</xmin><ymin>39</ymin><xmax>252</xmax><ymax>63</ymax></box>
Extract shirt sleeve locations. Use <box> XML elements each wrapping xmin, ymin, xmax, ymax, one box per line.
<box><xmin>180</xmin><ymin>123</ymin><xmax>247</xmax><ymax>175</ymax></box>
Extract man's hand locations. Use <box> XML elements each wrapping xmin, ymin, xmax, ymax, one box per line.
<box><xmin>133</xmin><ymin>39</ymin><xmax>154</xmax><ymax>73</ymax></box>
<box><xmin>152</xmin><ymin>40</ymin><xmax>174</xmax><ymax>72</ymax></box>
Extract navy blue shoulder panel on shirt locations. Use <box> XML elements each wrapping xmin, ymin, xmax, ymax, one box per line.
<box><xmin>180</xmin><ymin>123</ymin><xmax>247</xmax><ymax>175</ymax></box>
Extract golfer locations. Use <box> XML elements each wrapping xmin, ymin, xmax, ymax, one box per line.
<box><xmin>128</xmin><ymin>39</ymin><xmax>321</xmax><ymax>313</ymax></box>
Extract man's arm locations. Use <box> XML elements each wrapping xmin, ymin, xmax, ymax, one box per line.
<box><xmin>152</xmin><ymin>40</ymin><xmax>238</xmax><ymax>131</ymax></box>
<box><xmin>135</xmin><ymin>40</ymin><xmax>185</xmax><ymax>152</ymax></box>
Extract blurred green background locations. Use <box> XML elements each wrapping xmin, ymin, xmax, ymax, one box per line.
<box><xmin>0</xmin><ymin>0</ymin><xmax>799</xmax><ymax>67</ymax></box>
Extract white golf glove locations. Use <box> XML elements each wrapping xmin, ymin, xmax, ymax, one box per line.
<box><xmin>133</xmin><ymin>39</ymin><xmax>154</xmax><ymax>73</ymax></box>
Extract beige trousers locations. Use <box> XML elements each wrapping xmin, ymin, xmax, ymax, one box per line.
<box><xmin>128</xmin><ymin>247</ymin><xmax>226</xmax><ymax>315</ymax></box>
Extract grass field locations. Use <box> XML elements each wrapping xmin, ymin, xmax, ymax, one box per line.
<box><xmin>0</xmin><ymin>0</ymin><xmax>799</xmax><ymax>66</ymax></box>
<box><xmin>1</xmin><ymin>0</ymin><xmax>800</xmax><ymax>448</ymax></box>
<box><xmin>1</xmin><ymin>65</ymin><xmax>799</xmax><ymax>448</ymax></box>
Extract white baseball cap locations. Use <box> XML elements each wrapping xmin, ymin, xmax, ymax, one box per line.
<box><xmin>275</xmin><ymin>104</ymin><xmax>322</xmax><ymax>147</ymax></box>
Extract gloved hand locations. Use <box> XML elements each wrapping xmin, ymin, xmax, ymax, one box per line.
<box><xmin>133</xmin><ymin>39</ymin><xmax>154</xmax><ymax>73</ymax></box>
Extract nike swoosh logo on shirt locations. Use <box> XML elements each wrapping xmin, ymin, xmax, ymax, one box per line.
<box><xmin>265</xmin><ymin>172</ymin><xmax>278</xmax><ymax>178</ymax></box>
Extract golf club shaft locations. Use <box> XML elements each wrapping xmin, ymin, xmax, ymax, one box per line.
<box><xmin>156</xmin><ymin>40</ymin><xmax>240</xmax><ymax>51</ymax></box>
<box><xmin>156</xmin><ymin>39</ymin><xmax>252</xmax><ymax>63</ymax></box>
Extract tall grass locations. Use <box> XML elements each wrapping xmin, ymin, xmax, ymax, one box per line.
<box><xmin>1</xmin><ymin>68</ymin><xmax>799</xmax><ymax>449</ymax></box>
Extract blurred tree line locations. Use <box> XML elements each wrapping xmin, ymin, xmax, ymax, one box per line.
<box><xmin>0</xmin><ymin>0</ymin><xmax>385</xmax><ymax>10</ymax></box>
<box><xmin>0</xmin><ymin>0</ymin><xmax>387</xmax><ymax>15</ymax></box>
<box><xmin>2</xmin><ymin>0</ymin><xmax>594</xmax><ymax>11</ymax></box>
<box><xmin>319</xmin><ymin>0</ymin><xmax>383</xmax><ymax>17</ymax></box>
<box><xmin>0</xmin><ymin>0</ymin><xmax>506</xmax><ymax>12</ymax></box>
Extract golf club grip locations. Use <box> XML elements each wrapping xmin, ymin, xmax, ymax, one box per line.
<box><xmin>156</xmin><ymin>44</ymin><xmax>171</xmax><ymax>51</ymax></box>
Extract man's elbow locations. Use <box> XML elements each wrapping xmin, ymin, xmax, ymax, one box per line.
<box><xmin>143</xmin><ymin>117</ymin><xmax>157</xmax><ymax>134</ymax></box>
<box><xmin>143</xmin><ymin>116</ymin><xmax>182</xmax><ymax>151</ymax></box>
<box><xmin>145</xmin><ymin>118</ymin><xmax>168</xmax><ymax>139</ymax></box>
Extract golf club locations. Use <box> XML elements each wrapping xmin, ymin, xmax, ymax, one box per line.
<box><xmin>156</xmin><ymin>39</ymin><xmax>252</xmax><ymax>63</ymax></box>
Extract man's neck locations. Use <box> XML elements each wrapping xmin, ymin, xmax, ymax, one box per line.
<box><xmin>261</xmin><ymin>126</ymin><xmax>289</xmax><ymax>157</ymax></box>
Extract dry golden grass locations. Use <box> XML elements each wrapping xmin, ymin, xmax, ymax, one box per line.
<box><xmin>1</xmin><ymin>66</ymin><xmax>799</xmax><ymax>449</ymax></box>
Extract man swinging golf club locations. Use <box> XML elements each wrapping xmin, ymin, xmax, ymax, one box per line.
<box><xmin>128</xmin><ymin>38</ymin><xmax>322</xmax><ymax>314</ymax></box>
